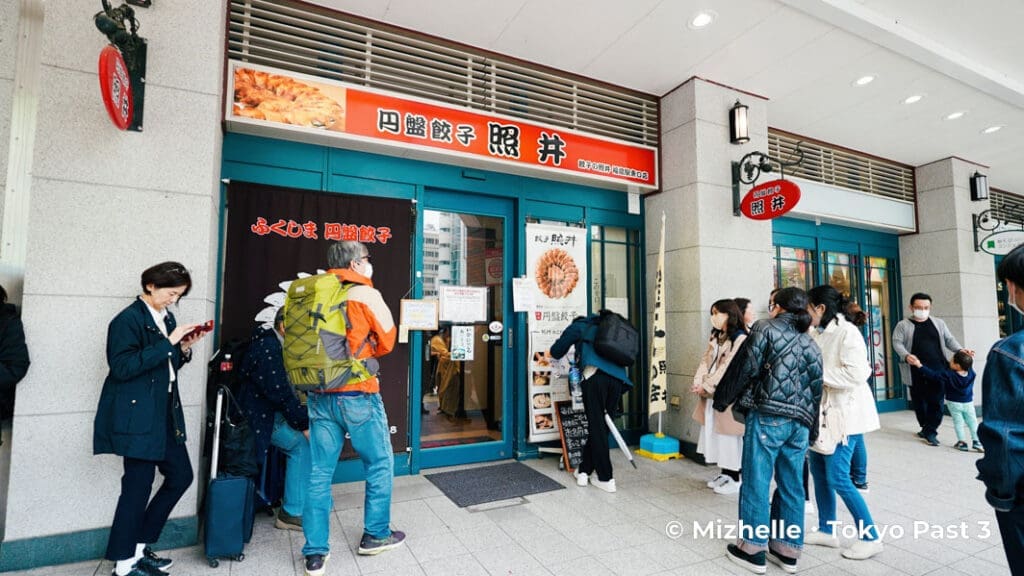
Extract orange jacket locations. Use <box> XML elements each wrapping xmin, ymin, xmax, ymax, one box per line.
<box><xmin>324</xmin><ymin>268</ymin><xmax>397</xmax><ymax>394</ymax></box>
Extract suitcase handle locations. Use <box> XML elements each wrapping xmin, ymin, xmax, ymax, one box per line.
<box><xmin>211</xmin><ymin>388</ymin><xmax>224</xmax><ymax>480</ymax></box>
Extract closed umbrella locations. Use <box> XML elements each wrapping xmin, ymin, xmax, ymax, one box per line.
<box><xmin>604</xmin><ymin>412</ymin><xmax>637</xmax><ymax>469</ymax></box>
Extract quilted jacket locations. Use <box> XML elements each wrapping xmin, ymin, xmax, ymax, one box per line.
<box><xmin>713</xmin><ymin>313</ymin><xmax>823</xmax><ymax>430</ymax></box>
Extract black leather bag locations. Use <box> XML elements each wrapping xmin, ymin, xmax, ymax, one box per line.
<box><xmin>211</xmin><ymin>385</ymin><xmax>258</xmax><ymax>478</ymax></box>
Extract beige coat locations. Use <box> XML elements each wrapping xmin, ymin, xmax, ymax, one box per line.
<box><xmin>691</xmin><ymin>334</ymin><xmax>748</xmax><ymax>436</ymax></box>
<box><xmin>811</xmin><ymin>314</ymin><xmax>880</xmax><ymax>437</ymax></box>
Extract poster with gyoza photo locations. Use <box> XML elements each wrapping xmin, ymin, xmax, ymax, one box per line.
<box><xmin>526</xmin><ymin>222</ymin><xmax>588</xmax><ymax>443</ymax></box>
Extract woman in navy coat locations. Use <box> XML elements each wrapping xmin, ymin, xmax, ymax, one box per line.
<box><xmin>93</xmin><ymin>262</ymin><xmax>207</xmax><ymax>576</ymax></box>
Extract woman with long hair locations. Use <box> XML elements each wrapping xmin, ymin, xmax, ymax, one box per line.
<box><xmin>691</xmin><ymin>299</ymin><xmax>749</xmax><ymax>495</ymax></box>
<box><xmin>804</xmin><ymin>284</ymin><xmax>883</xmax><ymax>560</ymax></box>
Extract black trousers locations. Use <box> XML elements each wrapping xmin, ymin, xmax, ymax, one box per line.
<box><xmin>909</xmin><ymin>380</ymin><xmax>944</xmax><ymax>437</ymax></box>
<box><xmin>105</xmin><ymin>415</ymin><xmax>194</xmax><ymax>561</ymax></box>
<box><xmin>579</xmin><ymin>371</ymin><xmax>620</xmax><ymax>483</ymax></box>
<box><xmin>995</xmin><ymin>507</ymin><xmax>1024</xmax><ymax>576</ymax></box>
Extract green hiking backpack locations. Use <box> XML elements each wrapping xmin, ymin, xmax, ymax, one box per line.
<box><xmin>282</xmin><ymin>274</ymin><xmax>375</xmax><ymax>392</ymax></box>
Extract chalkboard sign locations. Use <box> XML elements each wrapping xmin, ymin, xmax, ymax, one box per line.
<box><xmin>556</xmin><ymin>401</ymin><xmax>589</xmax><ymax>473</ymax></box>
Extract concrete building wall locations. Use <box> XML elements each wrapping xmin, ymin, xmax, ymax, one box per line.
<box><xmin>901</xmin><ymin>158</ymin><xmax>1001</xmax><ymax>402</ymax></box>
<box><xmin>1</xmin><ymin>0</ymin><xmax>225</xmax><ymax>564</ymax></box>
<box><xmin>649</xmin><ymin>79</ymin><xmax>774</xmax><ymax>447</ymax></box>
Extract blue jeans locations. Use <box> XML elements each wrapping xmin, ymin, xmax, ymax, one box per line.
<box><xmin>850</xmin><ymin>436</ymin><xmax>867</xmax><ymax>485</ymax></box>
<box><xmin>809</xmin><ymin>434</ymin><xmax>879</xmax><ymax>540</ymax></box>
<box><xmin>738</xmin><ymin>411</ymin><xmax>809</xmax><ymax>557</ymax></box>
<box><xmin>302</xmin><ymin>393</ymin><xmax>394</xmax><ymax>556</ymax></box>
<box><xmin>271</xmin><ymin>412</ymin><xmax>311</xmax><ymax>517</ymax></box>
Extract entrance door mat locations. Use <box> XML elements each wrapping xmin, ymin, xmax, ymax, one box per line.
<box><xmin>425</xmin><ymin>462</ymin><xmax>564</xmax><ymax>507</ymax></box>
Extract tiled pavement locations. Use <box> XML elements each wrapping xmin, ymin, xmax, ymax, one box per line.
<box><xmin>13</xmin><ymin>411</ymin><xmax>1011</xmax><ymax>576</ymax></box>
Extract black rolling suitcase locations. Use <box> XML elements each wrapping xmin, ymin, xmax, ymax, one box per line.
<box><xmin>255</xmin><ymin>444</ymin><xmax>286</xmax><ymax>515</ymax></box>
<box><xmin>204</xmin><ymin>388</ymin><xmax>255</xmax><ymax>567</ymax></box>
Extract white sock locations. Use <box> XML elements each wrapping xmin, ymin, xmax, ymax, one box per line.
<box><xmin>114</xmin><ymin>559</ymin><xmax>136</xmax><ymax>576</ymax></box>
<box><xmin>135</xmin><ymin>543</ymin><xmax>146</xmax><ymax>560</ymax></box>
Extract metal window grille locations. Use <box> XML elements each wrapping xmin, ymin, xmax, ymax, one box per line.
<box><xmin>768</xmin><ymin>130</ymin><xmax>916</xmax><ymax>202</ymax></box>
<box><xmin>991</xmin><ymin>188</ymin><xmax>1024</xmax><ymax>224</ymax></box>
<box><xmin>227</xmin><ymin>0</ymin><xmax>660</xmax><ymax>147</ymax></box>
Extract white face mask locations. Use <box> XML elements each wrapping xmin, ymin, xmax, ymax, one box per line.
<box><xmin>912</xmin><ymin>309</ymin><xmax>929</xmax><ymax>321</ymax></box>
<box><xmin>1010</xmin><ymin>283</ymin><xmax>1024</xmax><ymax>315</ymax></box>
<box><xmin>710</xmin><ymin>313</ymin><xmax>726</xmax><ymax>331</ymax></box>
<box><xmin>362</xmin><ymin>262</ymin><xmax>374</xmax><ymax>279</ymax></box>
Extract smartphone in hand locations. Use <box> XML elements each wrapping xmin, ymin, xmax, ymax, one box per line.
<box><xmin>185</xmin><ymin>320</ymin><xmax>214</xmax><ymax>340</ymax></box>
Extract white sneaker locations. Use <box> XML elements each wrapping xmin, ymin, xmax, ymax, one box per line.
<box><xmin>707</xmin><ymin>474</ymin><xmax>728</xmax><ymax>488</ymax></box>
<box><xmin>573</xmin><ymin>470</ymin><xmax>589</xmax><ymax>487</ymax></box>
<box><xmin>804</xmin><ymin>530</ymin><xmax>840</xmax><ymax>548</ymax></box>
<box><xmin>591</xmin><ymin>477</ymin><xmax>617</xmax><ymax>493</ymax></box>
<box><xmin>842</xmin><ymin>539</ymin><xmax>883</xmax><ymax>560</ymax></box>
<box><xmin>713</xmin><ymin>477</ymin><xmax>741</xmax><ymax>495</ymax></box>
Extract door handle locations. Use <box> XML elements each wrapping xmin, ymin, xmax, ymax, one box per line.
<box><xmin>508</xmin><ymin>327</ymin><xmax>513</xmax><ymax>349</ymax></box>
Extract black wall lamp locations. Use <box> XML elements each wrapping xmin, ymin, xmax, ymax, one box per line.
<box><xmin>729</xmin><ymin>100</ymin><xmax>749</xmax><ymax>144</ymax></box>
<box><xmin>970</xmin><ymin>171</ymin><xmax>989</xmax><ymax>202</ymax></box>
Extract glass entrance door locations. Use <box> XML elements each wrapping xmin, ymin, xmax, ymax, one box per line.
<box><xmin>416</xmin><ymin>192</ymin><xmax>513</xmax><ymax>469</ymax></box>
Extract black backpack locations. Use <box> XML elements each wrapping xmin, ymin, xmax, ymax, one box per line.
<box><xmin>590</xmin><ymin>310</ymin><xmax>639</xmax><ymax>367</ymax></box>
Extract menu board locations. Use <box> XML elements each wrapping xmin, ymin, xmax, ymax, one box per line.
<box><xmin>556</xmin><ymin>401</ymin><xmax>589</xmax><ymax>474</ymax></box>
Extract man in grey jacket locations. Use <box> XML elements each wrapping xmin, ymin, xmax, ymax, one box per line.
<box><xmin>892</xmin><ymin>293</ymin><xmax>973</xmax><ymax>446</ymax></box>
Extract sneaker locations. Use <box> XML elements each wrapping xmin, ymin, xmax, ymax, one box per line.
<box><xmin>573</xmin><ymin>470</ymin><xmax>589</xmax><ymax>487</ymax></box>
<box><xmin>916</xmin><ymin>430</ymin><xmax>926</xmax><ymax>438</ymax></box>
<box><xmin>854</xmin><ymin>481</ymin><xmax>870</xmax><ymax>494</ymax></box>
<box><xmin>275</xmin><ymin>508</ymin><xmax>303</xmax><ymax>531</ymax></box>
<box><xmin>973</xmin><ymin>441</ymin><xmax>985</xmax><ymax>453</ymax></box>
<box><xmin>713</xmin><ymin>477</ymin><xmax>741</xmax><ymax>495</ymax></box>
<box><xmin>706</xmin><ymin>474</ymin><xmax>728</xmax><ymax>488</ymax></box>
<box><xmin>358</xmin><ymin>530</ymin><xmax>406</xmax><ymax>555</ymax></box>
<box><xmin>138</xmin><ymin>547</ymin><xmax>173</xmax><ymax>573</ymax></box>
<box><xmin>954</xmin><ymin>441</ymin><xmax>969</xmax><ymax>452</ymax></box>
<box><xmin>841</xmin><ymin>539</ymin><xmax>883</xmax><ymax>560</ymax></box>
<box><xmin>111</xmin><ymin>565</ymin><xmax>157</xmax><ymax>576</ymax></box>
<box><xmin>726</xmin><ymin>544</ymin><xmax>767</xmax><ymax>574</ymax></box>
<box><xmin>804</xmin><ymin>530</ymin><xmax>840</xmax><ymax>548</ymax></box>
<box><xmin>591</xmin><ymin>477</ymin><xmax>617</xmax><ymax>493</ymax></box>
<box><xmin>767</xmin><ymin>549</ymin><xmax>799</xmax><ymax>574</ymax></box>
<box><xmin>304</xmin><ymin>553</ymin><xmax>329</xmax><ymax>576</ymax></box>
<box><xmin>925</xmin><ymin>435</ymin><xmax>940</xmax><ymax>447</ymax></box>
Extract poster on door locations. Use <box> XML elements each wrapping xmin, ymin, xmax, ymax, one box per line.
<box><xmin>450</xmin><ymin>325</ymin><xmax>475</xmax><ymax>362</ymax></box>
<box><xmin>526</xmin><ymin>222</ymin><xmax>588</xmax><ymax>443</ymax></box>
<box><xmin>870</xmin><ymin>305</ymin><xmax>886</xmax><ymax>378</ymax></box>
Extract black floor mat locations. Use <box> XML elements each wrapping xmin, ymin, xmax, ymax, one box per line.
<box><xmin>425</xmin><ymin>462</ymin><xmax>564</xmax><ymax>507</ymax></box>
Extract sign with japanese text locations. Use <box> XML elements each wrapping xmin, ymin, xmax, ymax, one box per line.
<box><xmin>556</xmin><ymin>402</ymin><xmax>589</xmax><ymax>473</ymax></box>
<box><xmin>740</xmin><ymin>179</ymin><xmax>801</xmax><ymax>220</ymax></box>
<box><xmin>227</xmin><ymin>62</ymin><xmax>658</xmax><ymax>190</ymax></box>
<box><xmin>221</xmin><ymin>181</ymin><xmax>413</xmax><ymax>456</ymax></box>
<box><xmin>400</xmin><ymin>299</ymin><xmax>438</xmax><ymax>331</ymax></box>
<box><xmin>439</xmin><ymin>285</ymin><xmax>489</xmax><ymax>323</ymax></box>
<box><xmin>526</xmin><ymin>223</ymin><xmax>588</xmax><ymax>443</ymax></box>
<box><xmin>980</xmin><ymin>230</ymin><xmax>1024</xmax><ymax>256</ymax></box>
<box><xmin>450</xmin><ymin>325</ymin><xmax>475</xmax><ymax>362</ymax></box>
<box><xmin>98</xmin><ymin>46</ymin><xmax>133</xmax><ymax>131</ymax></box>
<box><xmin>649</xmin><ymin>213</ymin><xmax>667</xmax><ymax>416</ymax></box>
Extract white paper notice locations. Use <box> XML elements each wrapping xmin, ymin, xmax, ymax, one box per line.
<box><xmin>513</xmin><ymin>277</ymin><xmax>535</xmax><ymax>312</ymax></box>
<box><xmin>450</xmin><ymin>325</ymin><xmax>475</xmax><ymax>362</ymax></box>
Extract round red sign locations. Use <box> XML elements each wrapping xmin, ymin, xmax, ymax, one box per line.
<box><xmin>739</xmin><ymin>179</ymin><xmax>801</xmax><ymax>220</ymax></box>
<box><xmin>98</xmin><ymin>45</ymin><xmax>133</xmax><ymax>130</ymax></box>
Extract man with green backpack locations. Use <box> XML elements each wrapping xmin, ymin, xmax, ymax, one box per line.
<box><xmin>283</xmin><ymin>241</ymin><xmax>401</xmax><ymax>576</ymax></box>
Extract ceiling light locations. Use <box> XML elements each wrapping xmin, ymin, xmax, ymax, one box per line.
<box><xmin>982</xmin><ymin>125</ymin><xmax>1003</xmax><ymax>134</ymax></box>
<box><xmin>853</xmin><ymin>75</ymin><xmax>875</xmax><ymax>86</ymax></box>
<box><xmin>903</xmin><ymin>94</ymin><xmax>923</xmax><ymax>104</ymax></box>
<box><xmin>689</xmin><ymin>10</ymin><xmax>717</xmax><ymax>29</ymax></box>
<box><xmin>946</xmin><ymin>111</ymin><xmax>966</xmax><ymax>120</ymax></box>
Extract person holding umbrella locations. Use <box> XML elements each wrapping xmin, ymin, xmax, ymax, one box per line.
<box><xmin>547</xmin><ymin>312</ymin><xmax>633</xmax><ymax>493</ymax></box>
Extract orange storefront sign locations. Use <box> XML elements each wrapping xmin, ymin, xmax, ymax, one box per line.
<box><xmin>228</xmin><ymin>63</ymin><xmax>657</xmax><ymax>189</ymax></box>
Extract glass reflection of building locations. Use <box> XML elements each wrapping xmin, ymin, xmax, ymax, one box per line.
<box><xmin>423</xmin><ymin>212</ymin><xmax>465</xmax><ymax>298</ymax></box>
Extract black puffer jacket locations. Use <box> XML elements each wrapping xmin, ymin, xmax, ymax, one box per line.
<box><xmin>0</xmin><ymin>303</ymin><xmax>30</xmax><ymax>421</ymax></box>
<box><xmin>713</xmin><ymin>313</ymin><xmax>823</xmax><ymax>429</ymax></box>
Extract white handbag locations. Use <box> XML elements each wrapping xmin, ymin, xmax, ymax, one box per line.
<box><xmin>809</xmin><ymin>387</ymin><xmax>846</xmax><ymax>455</ymax></box>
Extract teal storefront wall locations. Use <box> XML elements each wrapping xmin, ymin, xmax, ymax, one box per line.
<box><xmin>220</xmin><ymin>133</ymin><xmax>647</xmax><ymax>479</ymax></box>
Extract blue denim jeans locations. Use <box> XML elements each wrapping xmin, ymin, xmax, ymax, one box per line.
<box><xmin>850</xmin><ymin>435</ymin><xmax>867</xmax><ymax>485</ymax></box>
<box><xmin>271</xmin><ymin>412</ymin><xmax>311</xmax><ymax>517</ymax></box>
<box><xmin>738</xmin><ymin>411</ymin><xmax>809</xmax><ymax>557</ymax></box>
<box><xmin>809</xmin><ymin>434</ymin><xmax>879</xmax><ymax>540</ymax></box>
<box><xmin>302</xmin><ymin>393</ymin><xmax>394</xmax><ymax>556</ymax></box>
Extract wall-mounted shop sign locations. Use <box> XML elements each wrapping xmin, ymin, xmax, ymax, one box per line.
<box><xmin>979</xmin><ymin>230</ymin><xmax>1024</xmax><ymax>256</ymax></box>
<box><xmin>739</xmin><ymin>179</ymin><xmax>801</xmax><ymax>220</ymax></box>
<box><xmin>225</xmin><ymin>62</ymin><xmax>658</xmax><ymax>190</ymax></box>
<box><xmin>98</xmin><ymin>46</ymin><xmax>133</xmax><ymax>131</ymax></box>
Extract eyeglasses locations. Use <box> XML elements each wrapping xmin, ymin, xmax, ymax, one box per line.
<box><xmin>359</xmin><ymin>255</ymin><xmax>372</xmax><ymax>262</ymax></box>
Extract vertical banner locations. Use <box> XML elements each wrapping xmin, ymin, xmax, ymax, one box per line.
<box><xmin>526</xmin><ymin>223</ymin><xmax>588</xmax><ymax>442</ymax></box>
<box><xmin>221</xmin><ymin>182</ymin><xmax>413</xmax><ymax>456</ymax></box>
<box><xmin>648</xmin><ymin>213</ymin><xmax>668</xmax><ymax>416</ymax></box>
